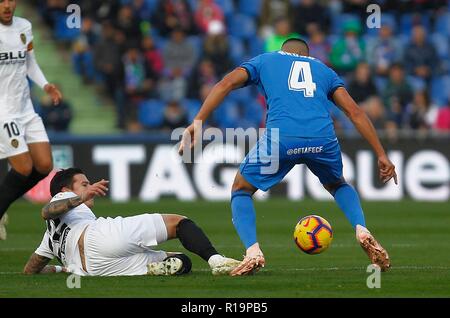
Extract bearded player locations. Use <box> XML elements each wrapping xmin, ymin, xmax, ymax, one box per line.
<box><xmin>0</xmin><ymin>0</ymin><xmax>62</xmax><ymax>240</ymax></box>
<box><xmin>180</xmin><ymin>38</ymin><xmax>398</xmax><ymax>275</ymax></box>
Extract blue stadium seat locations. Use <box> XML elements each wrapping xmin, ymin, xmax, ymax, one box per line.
<box><xmin>214</xmin><ymin>99</ymin><xmax>241</xmax><ymax>129</ymax></box>
<box><xmin>138</xmin><ymin>100</ymin><xmax>165</xmax><ymax>128</ymax></box>
<box><xmin>228</xmin><ymin>14</ymin><xmax>257</xmax><ymax>40</ymax></box>
<box><xmin>182</xmin><ymin>99</ymin><xmax>202</xmax><ymax>122</ymax></box>
<box><xmin>434</xmin><ymin>12</ymin><xmax>450</xmax><ymax>36</ymax></box>
<box><xmin>238</xmin><ymin>0</ymin><xmax>262</xmax><ymax>17</ymax></box>
<box><xmin>186</xmin><ymin>35</ymin><xmax>203</xmax><ymax>60</ymax></box>
<box><xmin>331</xmin><ymin>13</ymin><xmax>361</xmax><ymax>35</ymax></box>
<box><xmin>229</xmin><ymin>36</ymin><xmax>246</xmax><ymax>64</ymax></box>
<box><xmin>243</xmin><ymin>100</ymin><xmax>264</xmax><ymax>128</ymax></box>
<box><xmin>145</xmin><ymin>0</ymin><xmax>159</xmax><ymax>14</ymax></box>
<box><xmin>155</xmin><ymin>38</ymin><xmax>168</xmax><ymax>51</ymax></box>
<box><xmin>366</xmin><ymin>13</ymin><xmax>397</xmax><ymax>36</ymax></box>
<box><xmin>400</xmin><ymin>13</ymin><xmax>431</xmax><ymax>35</ymax></box>
<box><xmin>249</xmin><ymin>36</ymin><xmax>265</xmax><ymax>56</ymax></box>
<box><xmin>187</xmin><ymin>0</ymin><xmax>198</xmax><ymax>11</ymax></box>
<box><xmin>229</xmin><ymin>87</ymin><xmax>253</xmax><ymax>104</ymax></box>
<box><xmin>430</xmin><ymin>33</ymin><xmax>449</xmax><ymax>59</ymax></box>
<box><xmin>215</xmin><ymin>0</ymin><xmax>235</xmax><ymax>18</ymax></box>
<box><xmin>431</xmin><ymin>76</ymin><xmax>450</xmax><ymax>107</ymax></box>
<box><xmin>407</xmin><ymin>76</ymin><xmax>426</xmax><ymax>92</ymax></box>
<box><xmin>54</xmin><ymin>13</ymin><xmax>80</xmax><ymax>41</ymax></box>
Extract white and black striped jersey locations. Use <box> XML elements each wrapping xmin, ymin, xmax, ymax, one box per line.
<box><xmin>35</xmin><ymin>192</ymin><xmax>96</xmax><ymax>266</ymax></box>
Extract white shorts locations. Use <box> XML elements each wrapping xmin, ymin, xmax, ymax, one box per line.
<box><xmin>0</xmin><ymin>113</ymin><xmax>49</xmax><ymax>160</ymax></box>
<box><xmin>83</xmin><ymin>214</ymin><xmax>169</xmax><ymax>276</ymax></box>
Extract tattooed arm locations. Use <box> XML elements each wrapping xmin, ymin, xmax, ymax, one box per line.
<box><xmin>41</xmin><ymin>195</ymin><xmax>84</xmax><ymax>220</ymax></box>
<box><xmin>41</xmin><ymin>179</ymin><xmax>109</xmax><ymax>220</ymax></box>
<box><xmin>23</xmin><ymin>253</ymin><xmax>66</xmax><ymax>275</ymax></box>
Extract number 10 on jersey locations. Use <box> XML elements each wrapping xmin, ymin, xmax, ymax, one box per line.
<box><xmin>288</xmin><ymin>61</ymin><xmax>317</xmax><ymax>97</ymax></box>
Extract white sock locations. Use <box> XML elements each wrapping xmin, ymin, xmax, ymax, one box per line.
<box><xmin>208</xmin><ymin>254</ymin><xmax>223</xmax><ymax>267</ymax></box>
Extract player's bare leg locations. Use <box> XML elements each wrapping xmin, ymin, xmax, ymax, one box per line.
<box><xmin>229</xmin><ymin>172</ymin><xmax>265</xmax><ymax>276</ymax></box>
<box><xmin>27</xmin><ymin>142</ymin><xmax>54</xmax><ymax>175</ymax></box>
<box><xmin>356</xmin><ymin>225</ymin><xmax>391</xmax><ymax>271</ymax></box>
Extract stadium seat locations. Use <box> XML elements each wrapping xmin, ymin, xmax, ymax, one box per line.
<box><xmin>229</xmin><ymin>86</ymin><xmax>253</xmax><ymax>104</ymax></box>
<box><xmin>186</xmin><ymin>35</ymin><xmax>203</xmax><ymax>60</ymax></box>
<box><xmin>366</xmin><ymin>13</ymin><xmax>397</xmax><ymax>36</ymax></box>
<box><xmin>187</xmin><ymin>0</ymin><xmax>198</xmax><ymax>11</ymax></box>
<box><xmin>331</xmin><ymin>13</ymin><xmax>361</xmax><ymax>35</ymax></box>
<box><xmin>228</xmin><ymin>14</ymin><xmax>257</xmax><ymax>40</ymax></box>
<box><xmin>243</xmin><ymin>100</ymin><xmax>264</xmax><ymax>128</ymax></box>
<box><xmin>431</xmin><ymin>76</ymin><xmax>450</xmax><ymax>107</ymax></box>
<box><xmin>400</xmin><ymin>13</ymin><xmax>431</xmax><ymax>35</ymax></box>
<box><xmin>138</xmin><ymin>100</ymin><xmax>165</xmax><ymax>128</ymax></box>
<box><xmin>238</xmin><ymin>0</ymin><xmax>262</xmax><ymax>17</ymax></box>
<box><xmin>182</xmin><ymin>99</ymin><xmax>202</xmax><ymax>122</ymax></box>
<box><xmin>228</xmin><ymin>36</ymin><xmax>246</xmax><ymax>64</ymax></box>
<box><xmin>407</xmin><ymin>76</ymin><xmax>426</xmax><ymax>92</ymax></box>
<box><xmin>215</xmin><ymin>0</ymin><xmax>235</xmax><ymax>18</ymax></box>
<box><xmin>249</xmin><ymin>36</ymin><xmax>265</xmax><ymax>56</ymax></box>
<box><xmin>214</xmin><ymin>99</ymin><xmax>241</xmax><ymax>128</ymax></box>
<box><xmin>434</xmin><ymin>12</ymin><xmax>450</xmax><ymax>36</ymax></box>
<box><xmin>430</xmin><ymin>33</ymin><xmax>449</xmax><ymax>59</ymax></box>
<box><xmin>54</xmin><ymin>13</ymin><xmax>80</xmax><ymax>41</ymax></box>
<box><xmin>145</xmin><ymin>0</ymin><xmax>159</xmax><ymax>14</ymax></box>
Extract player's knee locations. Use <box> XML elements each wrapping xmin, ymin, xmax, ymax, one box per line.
<box><xmin>162</xmin><ymin>214</ymin><xmax>187</xmax><ymax>239</ymax></box>
<box><xmin>13</xmin><ymin>163</ymin><xmax>33</xmax><ymax>176</ymax></box>
<box><xmin>231</xmin><ymin>175</ymin><xmax>256</xmax><ymax>194</ymax></box>
<box><xmin>324</xmin><ymin>178</ymin><xmax>347</xmax><ymax>195</ymax></box>
<box><xmin>34</xmin><ymin>160</ymin><xmax>53</xmax><ymax>175</ymax></box>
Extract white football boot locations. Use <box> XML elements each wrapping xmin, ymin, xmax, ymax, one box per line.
<box><xmin>0</xmin><ymin>213</ymin><xmax>9</xmax><ymax>241</ymax></box>
<box><xmin>208</xmin><ymin>255</ymin><xmax>241</xmax><ymax>276</ymax></box>
<box><xmin>356</xmin><ymin>225</ymin><xmax>390</xmax><ymax>271</ymax></box>
<box><xmin>147</xmin><ymin>257</ymin><xmax>184</xmax><ymax>276</ymax></box>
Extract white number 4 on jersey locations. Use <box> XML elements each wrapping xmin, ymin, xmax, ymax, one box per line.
<box><xmin>288</xmin><ymin>61</ymin><xmax>317</xmax><ymax>97</ymax></box>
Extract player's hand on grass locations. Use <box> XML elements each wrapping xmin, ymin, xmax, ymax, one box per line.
<box><xmin>378</xmin><ymin>155</ymin><xmax>398</xmax><ymax>185</ymax></box>
<box><xmin>44</xmin><ymin>83</ymin><xmax>62</xmax><ymax>105</ymax></box>
<box><xmin>80</xmin><ymin>179</ymin><xmax>109</xmax><ymax>202</ymax></box>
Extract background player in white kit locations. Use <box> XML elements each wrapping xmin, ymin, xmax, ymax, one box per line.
<box><xmin>23</xmin><ymin>168</ymin><xmax>241</xmax><ymax>276</ymax></box>
<box><xmin>0</xmin><ymin>0</ymin><xmax>62</xmax><ymax>240</ymax></box>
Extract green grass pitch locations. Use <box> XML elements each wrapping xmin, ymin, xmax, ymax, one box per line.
<box><xmin>1</xmin><ymin>199</ymin><xmax>449</xmax><ymax>298</ymax></box>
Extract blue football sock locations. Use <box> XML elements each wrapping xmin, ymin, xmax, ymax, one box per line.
<box><xmin>231</xmin><ymin>190</ymin><xmax>257</xmax><ymax>249</ymax></box>
<box><xmin>333</xmin><ymin>183</ymin><xmax>366</xmax><ymax>229</ymax></box>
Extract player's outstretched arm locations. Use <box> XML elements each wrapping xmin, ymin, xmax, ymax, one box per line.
<box><xmin>26</xmin><ymin>42</ymin><xmax>62</xmax><ymax>105</ymax></box>
<box><xmin>23</xmin><ymin>253</ymin><xmax>66</xmax><ymax>275</ymax></box>
<box><xmin>41</xmin><ymin>180</ymin><xmax>109</xmax><ymax>220</ymax></box>
<box><xmin>179</xmin><ymin>68</ymin><xmax>249</xmax><ymax>155</ymax></box>
<box><xmin>332</xmin><ymin>87</ymin><xmax>398</xmax><ymax>184</ymax></box>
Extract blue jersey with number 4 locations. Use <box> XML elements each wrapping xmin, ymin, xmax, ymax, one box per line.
<box><xmin>240</xmin><ymin>51</ymin><xmax>344</xmax><ymax>138</ymax></box>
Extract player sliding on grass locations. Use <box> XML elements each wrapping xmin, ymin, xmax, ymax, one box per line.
<box><xmin>180</xmin><ymin>38</ymin><xmax>398</xmax><ymax>275</ymax></box>
<box><xmin>0</xmin><ymin>0</ymin><xmax>62</xmax><ymax>240</ymax></box>
<box><xmin>23</xmin><ymin>168</ymin><xmax>241</xmax><ymax>276</ymax></box>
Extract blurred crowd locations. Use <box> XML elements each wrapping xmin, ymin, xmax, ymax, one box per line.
<box><xmin>32</xmin><ymin>0</ymin><xmax>450</xmax><ymax>135</ymax></box>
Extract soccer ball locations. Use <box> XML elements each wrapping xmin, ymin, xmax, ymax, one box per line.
<box><xmin>294</xmin><ymin>215</ymin><xmax>333</xmax><ymax>255</ymax></box>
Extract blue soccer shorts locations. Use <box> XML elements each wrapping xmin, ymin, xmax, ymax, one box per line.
<box><xmin>239</xmin><ymin>133</ymin><xmax>343</xmax><ymax>191</ymax></box>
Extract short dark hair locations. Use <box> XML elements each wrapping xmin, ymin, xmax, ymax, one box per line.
<box><xmin>50</xmin><ymin>168</ymin><xmax>84</xmax><ymax>197</ymax></box>
<box><xmin>281</xmin><ymin>38</ymin><xmax>310</xmax><ymax>55</ymax></box>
